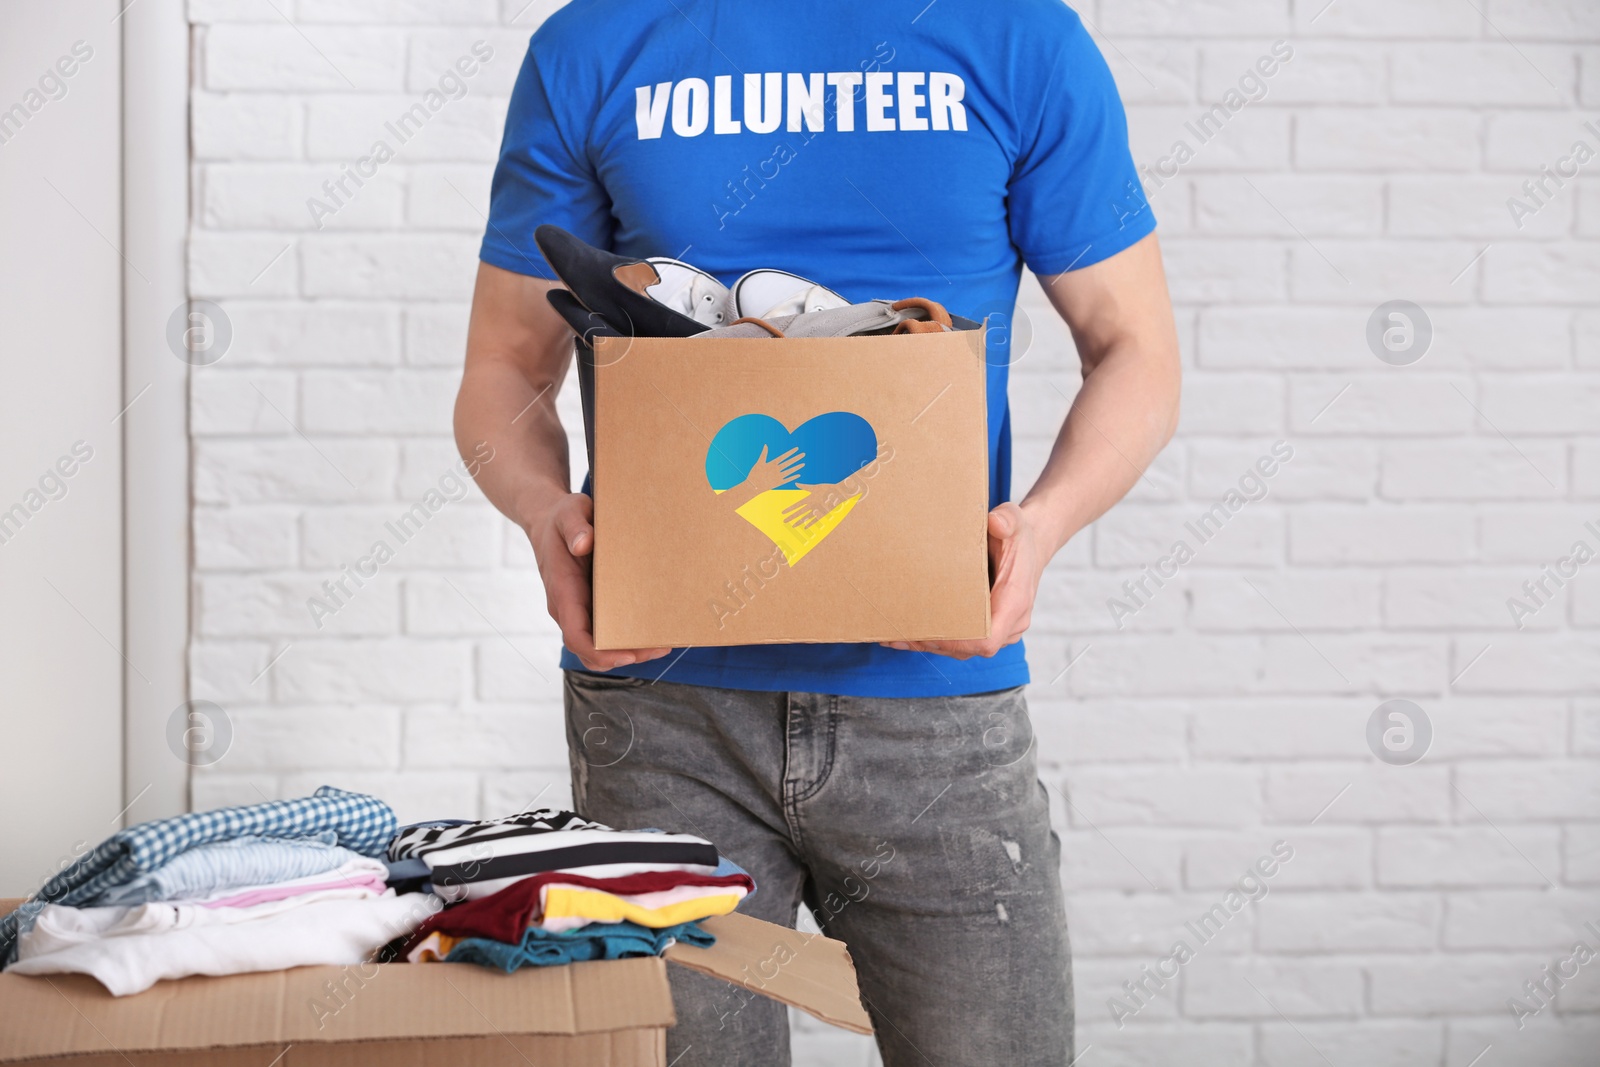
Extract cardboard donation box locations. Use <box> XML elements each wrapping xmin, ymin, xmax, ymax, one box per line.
<box><xmin>0</xmin><ymin>905</ymin><xmax>872</xmax><ymax>1066</ymax></box>
<box><xmin>591</xmin><ymin>328</ymin><xmax>992</xmax><ymax>649</ymax></box>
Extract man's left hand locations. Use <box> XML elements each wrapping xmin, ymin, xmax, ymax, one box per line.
<box><xmin>883</xmin><ymin>500</ymin><xmax>1048</xmax><ymax>660</ymax></box>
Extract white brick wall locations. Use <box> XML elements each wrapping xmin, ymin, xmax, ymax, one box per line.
<box><xmin>184</xmin><ymin>1</ymin><xmax>1600</xmax><ymax>1062</ymax></box>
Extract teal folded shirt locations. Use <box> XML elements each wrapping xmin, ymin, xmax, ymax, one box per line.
<box><xmin>445</xmin><ymin>920</ymin><xmax>714</xmax><ymax>972</ymax></box>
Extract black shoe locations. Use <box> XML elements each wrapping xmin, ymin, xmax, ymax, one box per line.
<box><xmin>534</xmin><ymin>224</ymin><xmax>709</xmax><ymax>338</ymax></box>
<box><xmin>547</xmin><ymin>286</ymin><xmax>622</xmax><ymax>343</ymax></box>
<box><xmin>545</xmin><ymin>287</ymin><xmax>616</xmax><ymax>475</ymax></box>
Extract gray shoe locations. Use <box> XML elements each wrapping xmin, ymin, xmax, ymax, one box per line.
<box><xmin>699</xmin><ymin>299</ymin><xmax>959</xmax><ymax>339</ymax></box>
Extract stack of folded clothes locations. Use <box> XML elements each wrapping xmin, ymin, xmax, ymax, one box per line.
<box><xmin>379</xmin><ymin>808</ymin><xmax>755</xmax><ymax>973</ymax></box>
<box><xmin>1</xmin><ymin>787</ymin><xmax>435</xmax><ymax>995</ymax></box>
<box><xmin>2</xmin><ymin>793</ymin><xmax>754</xmax><ymax>994</ymax></box>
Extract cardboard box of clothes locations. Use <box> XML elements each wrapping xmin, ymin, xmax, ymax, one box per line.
<box><xmin>590</xmin><ymin>327</ymin><xmax>993</xmax><ymax>649</ymax></box>
<box><xmin>0</xmin><ymin>898</ymin><xmax>872</xmax><ymax>1066</ymax></box>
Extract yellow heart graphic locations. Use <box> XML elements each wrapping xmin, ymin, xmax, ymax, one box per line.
<box><xmin>729</xmin><ymin>488</ymin><xmax>864</xmax><ymax>566</ymax></box>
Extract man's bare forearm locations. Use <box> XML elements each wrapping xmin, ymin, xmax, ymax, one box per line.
<box><xmin>1019</xmin><ymin>339</ymin><xmax>1180</xmax><ymax>556</ymax></box>
<box><xmin>455</xmin><ymin>359</ymin><xmax>571</xmax><ymax>529</ymax></box>
<box><xmin>454</xmin><ymin>263</ymin><xmax>665</xmax><ymax>667</ymax></box>
<box><xmin>453</xmin><ymin>264</ymin><xmax>576</xmax><ymax>532</ymax></box>
<box><xmin>1020</xmin><ymin>234</ymin><xmax>1182</xmax><ymax>557</ymax></box>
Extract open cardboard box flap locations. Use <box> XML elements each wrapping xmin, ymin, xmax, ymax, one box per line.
<box><xmin>0</xmin><ymin>902</ymin><xmax>870</xmax><ymax>1064</ymax></box>
<box><xmin>663</xmin><ymin>910</ymin><xmax>871</xmax><ymax>1034</ymax></box>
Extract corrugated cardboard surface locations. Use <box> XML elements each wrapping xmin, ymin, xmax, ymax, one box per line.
<box><xmin>665</xmin><ymin>912</ymin><xmax>873</xmax><ymax>1035</ymax></box>
<box><xmin>0</xmin><ymin>901</ymin><xmax>871</xmax><ymax>1065</ymax></box>
<box><xmin>0</xmin><ymin>1032</ymin><xmax>664</xmax><ymax>1067</ymax></box>
<box><xmin>0</xmin><ymin>957</ymin><xmax>674</xmax><ymax>1063</ymax></box>
<box><xmin>591</xmin><ymin>330</ymin><xmax>991</xmax><ymax>649</ymax></box>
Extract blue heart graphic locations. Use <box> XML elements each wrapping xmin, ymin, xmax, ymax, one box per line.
<box><xmin>705</xmin><ymin>412</ymin><xmax>878</xmax><ymax>490</ymax></box>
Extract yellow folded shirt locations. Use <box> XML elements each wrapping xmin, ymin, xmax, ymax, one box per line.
<box><xmin>540</xmin><ymin>887</ymin><xmax>744</xmax><ymax>932</ymax></box>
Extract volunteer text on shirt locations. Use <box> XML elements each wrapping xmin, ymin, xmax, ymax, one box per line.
<box><xmin>635</xmin><ymin>72</ymin><xmax>969</xmax><ymax>139</ymax></box>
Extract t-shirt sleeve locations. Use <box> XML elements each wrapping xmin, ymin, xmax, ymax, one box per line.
<box><xmin>479</xmin><ymin>40</ymin><xmax>615</xmax><ymax>279</ymax></box>
<box><xmin>1006</xmin><ymin>11</ymin><xmax>1155</xmax><ymax>277</ymax></box>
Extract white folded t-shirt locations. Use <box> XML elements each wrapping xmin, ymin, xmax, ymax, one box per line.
<box><xmin>9</xmin><ymin>891</ymin><xmax>437</xmax><ymax>996</ymax></box>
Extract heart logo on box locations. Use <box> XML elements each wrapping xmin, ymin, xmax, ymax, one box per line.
<box><xmin>705</xmin><ymin>412</ymin><xmax>880</xmax><ymax>566</ymax></box>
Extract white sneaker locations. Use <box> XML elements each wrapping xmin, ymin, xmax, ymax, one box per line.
<box><xmin>646</xmin><ymin>258</ymin><xmax>732</xmax><ymax>326</ymax></box>
<box><xmin>732</xmin><ymin>270</ymin><xmax>849</xmax><ymax>319</ymax></box>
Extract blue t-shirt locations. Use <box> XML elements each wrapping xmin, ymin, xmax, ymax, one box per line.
<box><xmin>481</xmin><ymin>0</ymin><xmax>1155</xmax><ymax>698</ymax></box>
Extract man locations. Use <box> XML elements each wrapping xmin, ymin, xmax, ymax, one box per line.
<box><xmin>454</xmin><ymin>1</ymin><xmax>1179</xmax><ymax>1063</ymax></box>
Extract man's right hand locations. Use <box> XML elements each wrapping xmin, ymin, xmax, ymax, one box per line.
<box><xmin>527</xmin><ymin>492</ymin><xmax>673</xmax><ymax>672</ymax></box>
<box><xmin>456</xmin><ymin>265</ymin><xmax>674</xmax><ymax>676</ymax></box>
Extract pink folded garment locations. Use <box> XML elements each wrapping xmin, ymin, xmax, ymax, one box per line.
<box><xmin>196</xmin><ymin>859</ymin><xmax>388</xmax><ymax>910</ymax></box>
<box><xmin>201</xmin><ymin>872</ymin><xmax>386</xmax><ymax>910</ymax></box>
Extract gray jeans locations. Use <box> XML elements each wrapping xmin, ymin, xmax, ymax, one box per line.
<box><xmin>563</xmin><ymin>671</ymin><xmax>1073</xmax><ymax>1066</ymax></box>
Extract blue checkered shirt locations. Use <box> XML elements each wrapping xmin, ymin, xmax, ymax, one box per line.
<box><xmin>0</xmin><ymin>786</ymin><xmax>395</xmax><ymax>967</ymax></box>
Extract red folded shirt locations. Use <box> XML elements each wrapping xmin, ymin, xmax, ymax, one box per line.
<box><xmin>401</xmin><ymin>868</ymin><xmax>756</xmax><ymax>951</ymax></box>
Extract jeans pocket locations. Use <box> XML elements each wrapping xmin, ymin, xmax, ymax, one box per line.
<box><xmin>564</xmin><ymin>668</ymin><xmax>651</xmax><ymax>690</ymax></box>
<box><xmin>919</xmin><ymin>686</ymin><xmax>1034</xmax><ymax>774</ymax></box>
<box><xmin>563</xmin><ymin>672</ymin><xmax>642</xmax><ymax>784</ymax></box>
